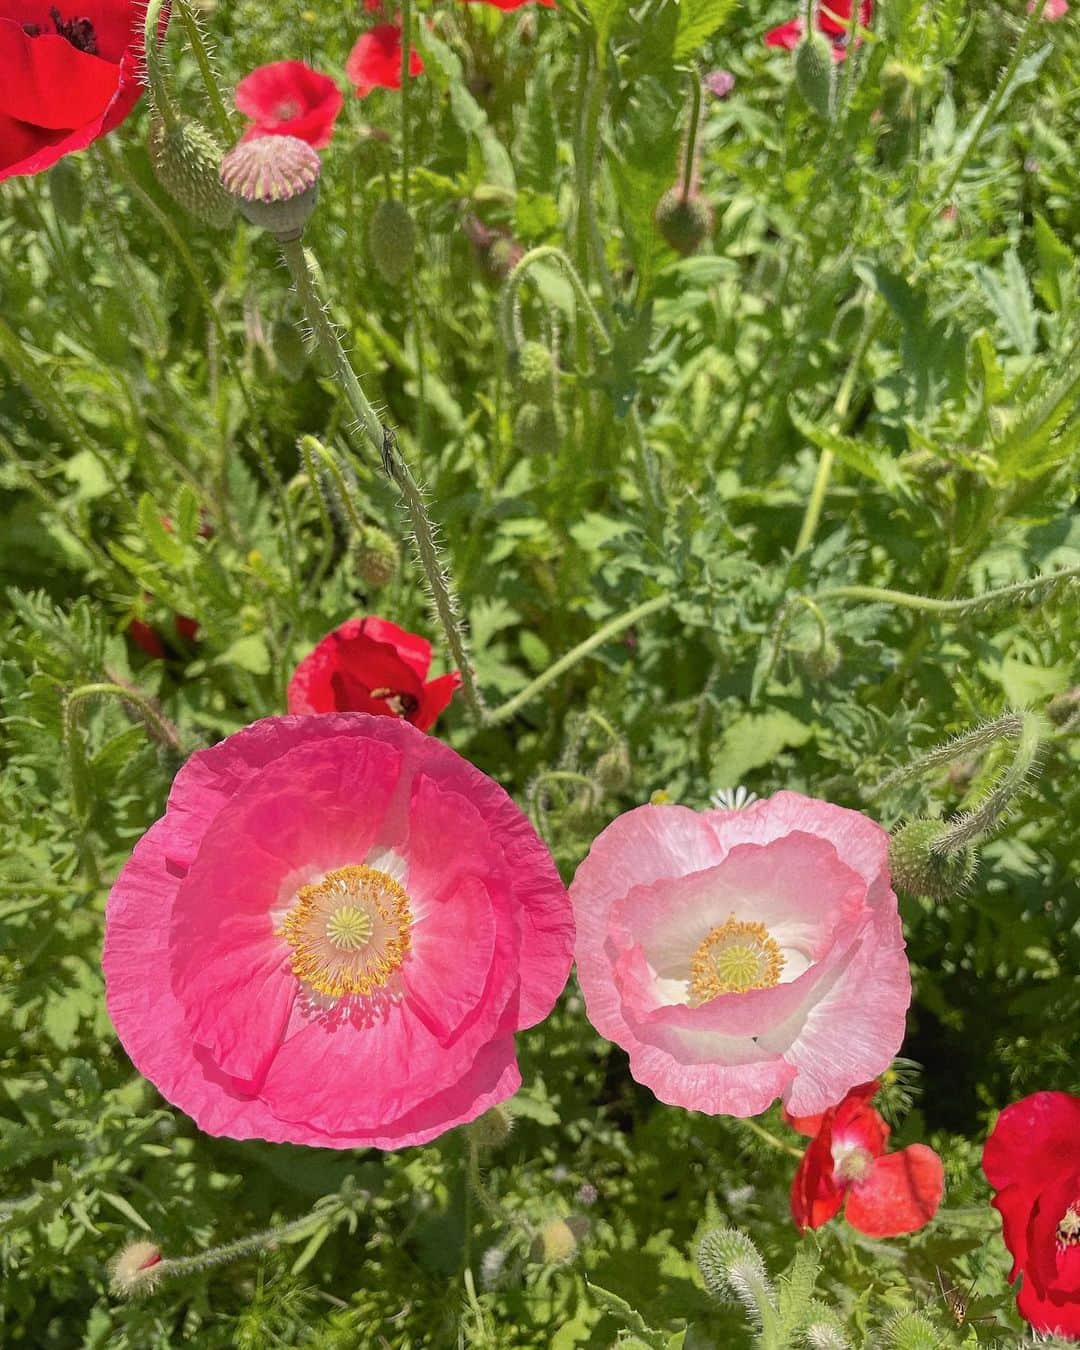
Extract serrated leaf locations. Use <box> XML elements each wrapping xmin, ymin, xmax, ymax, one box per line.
<box><xmin>713</xmin><ymin>711</ymin><xmax>814</xmax><ymax>782</ymax></box>
<box><xmin>138</xmin><ymin>495</ymin><xmax>185</xmax><ymax>568</ymax></box>
<box><xmin>1033</xmin><ymin>213</ymin><xmax>1072</xmax><ymax>313</ymax></box>
<box><xmin>974</xmin><ymin>249</ymin><xmax>1038</xmax><ymax>356</ymax></box>
<box><xmin>674</xmin><ymin>0</ymin><xmax>739</xmax><ymax>60</ymax></box>
<box><xmin>790</xmin><ymin>407</ymin><xmax>912</xmax><ymax>498</ymax></box>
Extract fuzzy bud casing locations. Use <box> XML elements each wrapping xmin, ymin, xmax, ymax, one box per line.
<box><xmin>516</xmin><ymin>341</ymin><xmax>555</xmax><ymax>400</ymax></box>
<box><xmin>466</xmin><ymin>1102</ymin><xmax>515</xmax><ymax>1151</ymax></box>
<box><xmin>888</xmin><ymin>818</ymin><xmax>976</xmax><ymax>898</ymax></box>
<box><xmin>794</xmin><ymin>32</ymin><xmax>836</xmax><ymax>120</ymax></box>
<box><xmin>109</xmin><ymin>1240</ymin><xmax>163</xmax><ymax>1298</ymax></box>
<box><xmin>368</xmin><ymin>199</ymin><xmax>417</xmax><ymax>283</ymax></box>
<box><xmin>655</xmin><ymin>187</ymin><xmax>713</xmax><ymax>256</ymax></box>
<box><xmin>356</xmin><ymin>525</ymin><xmax>399</xmax><ymax>590</ymax></box>
<box><xmin>219</xmin><ymin>136</ymin><xmax>321</xmax><ymax>241</ymax></box>
<box><xmin>515</xmin><ymin>402</ymin><xmax>561</xmax><ymax>456</ymax></box>
<box><xmin>150</xmin><ymin>119</ymin><xmax>235</xmax><ymax>229</ymax></box>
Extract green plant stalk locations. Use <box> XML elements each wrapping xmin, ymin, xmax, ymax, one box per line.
<box><xmin>150</xmin><ymin>1212</ymin><xmax>326</xmax><ymax>1283</ymax></box>
<box><xmin>867</xmin><ymin>711</ymin><xmax>1024</xmax><ymax>797</ymax></box>
<box><xmin>933</xmin><ymin>711</ymin><xmax>1042</xmax><ymax>854</ymax></box>
<box><xmin>681</xmin><ymin>69</ymin><xmax>703</xmax><ymax>200</ymax></box>
<box><xmin>399</xmin><ymin>0</ymin><xmax>413</xmax><ymax>210</ymax></box>
<box><xmin>931</xmin><ymin>0</ymin><xmax>1049</xmax><ymax>214</ymax></box>
<box><xmin>141</xmin><ymin>0</ymin><xmax>176</xmax><ymax>131</ymax></box>
<box><xmin>303</xmin><ymin>436</ymin><xmax>365</xmax><ymax>537</ymax></box>
<box><xmin>816</xmin><ymin>566</ymin><xmax>1080</xmax><ymax>614</ymax></box>
<box><xmin>174</xmin><ymin>0</ymin><xmax>234</xmax><ymax>143</ymax></box>
<box><xmin>793</xmin><ymin>301</ymin><xmax>879</xmax><ymax>554</ymax></box>
<box><xmin>740</xmin><ymin>1117</ymin><xmax>803</xmax><ymax>1160</ymax></box>
<box><xmin>67</xmin><ymin>683</ymin><xmax>184</xmax><ymax>756</ymax></box>
<box><xmin>501</xmin><ymin>246</ymin><xmax>611</xmax><ymax>356</ymax></box>
<box><xmin>486</xmin><ymin>594</ymin><xmax>669</xmax><ymax>725</ymax></box>
<box><xmin>279</xmin><ymin>237</ymin><xmax>485</xmax><ymax>721</ymax></box>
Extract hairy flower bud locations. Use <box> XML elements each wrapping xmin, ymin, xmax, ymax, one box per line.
<box><xmin>595</xmin><ymin>744</ymin><xmax>632</xmax><ymax>793</ymax></box>
<box><xmin>888</xmin><ymin>819</ymin><xmax>976</xmax><ymax>899</ymax></box>
<box><xmin>530</xmin><ymin>1216</ymin><xmax>587</xmax><ymax>1266</ymax></box>
<box><xmin>467</xmin><ymin>1102</ymin><xmax>515</xmax><ymax>1151</ymax></box>
<box><xmin>150</xmin><ymin>119</ymin><xmax>235</xmax><ymax>230</ymax></box>
<box><xmin>515</xmin><ymin>402</ymin><xmax>561</xmax><ymax>456</ymax></box>
<box><xmin>219</xmin><ymin>135</ymin><xmax>321</xmax><ymax>241</ymax></box>
<box><xmin>794</xmin><ymin>32</ymin><xmax>835</xmax><ymax>120</ymax></box>
<box><xmin>516</xmin><ymin>341</ymin><xmax>554</xmax><ymax>400</ymax></box>
<box><xmin>368</xmin><ymin>199</ymin><xmax>417</xmax><ymax>283</ymax></box>
<box><xmin>655</xmin><ymin>187</ymin><xmax>713</xmax><ymax>256</ymax></box>
<box><xmin>356</xmin><ymin>525</ymin><xmax>399</xmax><ymax>590</ymax></box>
<box><xmin>798</xmin><ymin>639</ymin><xmax>843</xmax><ymax>681</ymax></box>
<box><xmin>109</xmin><ymin>1240</ymin><xmax>163</xmax><ymax>1298</ymax></box>
<box><xmin>1047</xmin><ymin>686</ymin><xmax>1080</xmax><ymax>729</ymax></box>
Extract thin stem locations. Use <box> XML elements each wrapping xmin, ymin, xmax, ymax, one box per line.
<box><xmin>486</xmin><ymin>594</ymin><xmax>669</xmax><ymax>725</ymax></box>
<box><xmin>501</xmin><ymin>246</ymin><xmax>611</xmax><ymax>355</ymax></box>
<box><xmin>142</xmin><ymin>0</ymin><xmax>176</xmax><ymax>130</ymax></box>
<box><xmin>67</xmin><ymin>683</ymin><xmax>184</xmax><ymax>755</ymax></box>
<box><xmin>681</xmin><ymin>69</ymin><xmax>703</xmax><ymax>201</ymax></box>
<box><xmin>815</xmin><ymin>566</ymin><xmax>1080</xmax><ymax>615</ymax></box>
<box><xmin>280</xmin><ymin>237</ymin><xmax>484</xmax><ymax>721</ymax></box>
<box><xmin>933</xmin><ymin>711</ymin><xmax>1042</xmax><ymax>854</ymax></box>
<box><xmin>931</xmin><ymin>0</ymin><xmax>1048</xmax><ymax>214</ymax></box>
<box><xmin>304</xmin><ymin>436</ymin><xmax>365</xmax><ymax>537</ymax></box>
<box><xmin>867</xmin><ymin>712</ymin><xmax>1024</xmax><ymax>798</ymax></box>
<box><xmin>155</xmin><ymin>1212</ymin><xmax>324</xmax><ymax>1281</ymax></box>
<box><xmin>739</xmin><ymin>1117</ymin><xmax>803</xmax><ymax>1160</ymax></box>
<box><xmin>174</xmin><ymin>0</ymin><xmax>235</xmax><ymax>143</ymax></box>
<box><xmin>399</xmin><ymin>0</ymin><xmax>413</xmax><ymax>211</ymax></box>
<box><xmin>466</xmin><ymin>1137</ymin><xmax>507</xmax><ymax>1227</ymax></box>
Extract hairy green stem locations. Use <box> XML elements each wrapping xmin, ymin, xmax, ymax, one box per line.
<box><xmin>153</xmin><ymin>1212</ymin><xmax>325</xmax><ymax>1282</ymax></box>
<box><xmin>399</xmin><ymin>0</ymin><xmax>413</xmax><ymax>210</ymax></box>
<box><xmin>486</xmin><ymin>594</ymin><xmax>669</xmax><ymax>725</ymax></box>
<box><xmin>867</xmin><ymin>711</ymin><xmax>1024</xmax><ymax>798</ymax></box>
<box><xmin>142</xmin><ymin>0</ymin><xmax>176</xmax><ymax>130</ymax></box>
<box><xmin>739</xmin><ymin>1117</ymin><xmax>803</xmax><ymax>1160</ymax></box>
<box><xmin>681</xmin><ymin>70</ymin><xmax>703</xmax><ymax>200</ymax></box>
<box><xmin>280</xmin><ymin>238</ymin><xmax>484</xmax><ymax>721</ymax></box>
<box><xmin>501</xmin><ymin>246</ymin><xmax>611</xmax><ymax>356</ymax></box>
<box><xmin>932</xmin><ymin>711</ymin><xmax>1042</xmax><ymax>854</ymax></box>
<box><xmin>174</xmin><ymin>0</ymin><xmax>235</xmax><ymax>143</ymax></box>
<box><xmin>67</xmin><ymin>683</ymin><xmax>183</xmax><ymax>755</ymax></box>
<box><xmin>816</xmin><ymin>566</ymin><xmax>1080</xmax><ymax>614</ymax></box>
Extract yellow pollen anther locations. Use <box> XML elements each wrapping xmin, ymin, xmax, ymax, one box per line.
<box><xmin>279</xmin><ymin>865</ymin><xmax>412</xmax><ymax>1000</ymax></box>
<box><xmin>836</xmin><ymin>1146</ymin><xmax>874</xmax><ymax>1184</ymax></box>
<box><xmin>689</xmin><ymin>915</ymin><xmax>784</xmax><ymax>1004</ymax></box>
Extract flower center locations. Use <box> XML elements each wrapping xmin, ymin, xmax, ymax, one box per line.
<box><xmin>835</xmin><ymin>1145</ymin><xmax>874</xmax><ymax>1184</ymax></box>
<box><xmin>275</xmin><ymin>98</ymin><xmax>302</xmax><ymax>120</ymax></box>
<box><xmin>688</xmin><ymin>915</ymin><xmax>785</xmax><ymax>1004</ymax></box>
<box><xmin>1058</xmin><ymin>1205</ymin><xmax>1080</xmax><ymax>1249</ymax></box>
<box><xmin>278</xmin><ymin>865</ymin><xmax>412</xmax><ymax>999</ymax></box>
<box><xmin>369</xmin><ymin>686</ymin><xmax>420</xmax><ymax>720</ymax></box>
<box><xmin>23</xmin><ymin>8</ymin><xmax>98</xmax><ymax>54</ymax></box>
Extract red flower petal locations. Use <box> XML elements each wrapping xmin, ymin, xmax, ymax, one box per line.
<box><xmin>235</xmin><ymin>59</ymin><xmax>343</xmax><ymax>149</ymax></box>
<box><xmin>791</xmin><ymin>1125</ymin><xmax>845</xmax><ymax>1231</ymax></box>
<box><xmin>460</xmin><ymin>0</ymin><xmax>556</xmax><ymax>9</ymax></box>
<box><xmin>1016</xmin><ymin>1277</ymin><xmax>1080</xmax><ymax>1341</ymax></box>
<box><xmin>764</xmin><ymin>16</ymin><xmax>803</xmax><ymax>49</ymax></box>
<box><xmin>346</xmin><ymin>24</ymin><xmax>423</xmax><ymax>99</ymax></box>
<box><xmin>843</xmin><ymin>1143</ymin><xmax>944</xmax><ymax>1237</ymax></box>
<box><xmin>129</xmin><ymin>618</ymin><xmax>165</xmax><ymax>659</ymax></box>
<box><xmin>356</xmin><ymin>616</ymin><xmax>433</xmax><ymax>681</ymax></box>
<box><xmin>1025</xmin><ymin>1169</ymin><xmax>1080</xmax><ymax>1298</ymax></box>
<box><xmin>983</xmin><ymin>1092</ymin><xmax>1080</xmax><ymax>1196</ymax></box>
<box><xmin>992</xmin><ymin>1182</ymin><xmax>1035</xmax><ymax>1283</ymax></box>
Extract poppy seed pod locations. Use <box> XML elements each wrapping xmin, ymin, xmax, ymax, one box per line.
<box><xmin>655</xmin><ymin>188</ymin><xmax>713</xmax><ymax>257</ymax></box>
<box><xmin>369</xmin><ymin>199</ymin><xmax>417</xmax><ymax>283</ymax></box>
<box><xmin>356</xmin><ymin>525</ymin><xmax>399</xmax><ymax>590</ymax></box>
<box><xmin>794</xmin><ymin>32</ymin><xmax>836</xmax><ymax>119</ymax></box>
<box><xmin>219</xmin><ymin>135</ymin><xmax>321</xmax><ymax>241</ymax></box>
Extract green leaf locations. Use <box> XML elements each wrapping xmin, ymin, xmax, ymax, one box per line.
<box><xmin>974</xmin><ymin>249</ymin><xmax>1038</xmax><ymax>356</ymax></box>
<box><xmin>138</xmin><ymin>494</ymin><xmax>185</xmax><ymax>568</ymax></box>
<box><xmin>1033</xmin><ymin>213</ymin><xmax>1073</xmax><ymax>313</ymax></box>
<box><xmin>789</xmin><ymin>407</ymin><xmax>912</xmax><ymax>498</ymax></box>
<box><xmin>580</xmin><ymin>0</ymin><xmax>632</xmax><ymax>47</ymax></box>
<box><xmin>217</xmin><ymin>635</ymin><xmax>271</xmax><ymax>675</ymax></box>
<box><xmin>674</xmin><ymin>0</ymin><xmax>739</xmax><ymax>59</ymax></box>
<box><xmin>713</xmin><ymin>711</ymin><xmax>814</xmax><ymax>783</ymax></box>
<box><xmin>98</xmin><ymin>1191</ymin><xmax>152</xmax><ymax>1232</ymax></box>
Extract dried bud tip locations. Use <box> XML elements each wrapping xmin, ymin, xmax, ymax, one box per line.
<box><xmin>219</xmin><ymin>136</ymin><xmax>321</xmax><ymax>241</ymax></box>
<box><xmin>109</xmin><ymin>1240</ymin><xmax>163</xmax><ymax>1298</ymax></box>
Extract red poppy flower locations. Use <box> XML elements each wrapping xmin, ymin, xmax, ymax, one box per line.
<box><xmin>459</xmin><ymin>0</ymin><xmax>555</xmax><ymax>10</ymax></box>
<box><xmin>288</xmin><ymin>617</ymin><xmax>460</xmax><ymax>731</ymax></box>
<box><xmin>983</xmin><ymin>1091</ymin><xmax>1080</xmax><ymax>1338</ymax></box>
<box><xmin>787</xmin><ymin>1081</ymin><xmax>943</xmax><ymax>1237</ymax></box>
<box><xmin>235</xmin><ymin>60</ymin><xmax>343</xmax><ymax>150</ymax></box>
<box><xmin>346</xmin><ymin>24</ymin><xmax>423</xmax><ymax>99</ymax></box>
<box><xmin>764</xmin><ymin>0</ymin><xmax>872</xmax><ymax>62</ymax></box>
<box><xmin>0</xmin><ymin>0</ymin><xmax>161</xmax><ymax>183</ymax></box>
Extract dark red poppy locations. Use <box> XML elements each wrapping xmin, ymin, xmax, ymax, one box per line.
<box><xmin>460</xmin><ymin>0</ymin><xmax>555</xmax><ymax>10</ymax></box>
<box><xmin>346</xmin><ymin>24</ymin><xmax>423</xmax><ymax>99</ymax></box>
<box><xmin>0</xmin><ymin>1</ymin><xmax>161</xmax><ymax>183</ymax></box>
<box><xmin>235</xmin><ymin>60</ymin><xmax>343</xmax><ymax>150</ymax></box>
<box><xmin>764</xmin><ymin>0</ymin><xmax>872</xmax><ymax>62</ymax></box>
<box><xmin>287</xmin><ymin>617</ymin><xmax>460</xmax><ymax>731</ymax></box>
<box><xmin>787</xmin><ymin>1081</ymin><xmax>943</xmax><ymax>1237</ymax></box>
<box><xmin>983</xmin><ymin>1091</ymin><xmax>1080</xmax><ymax>1339</ymax></box>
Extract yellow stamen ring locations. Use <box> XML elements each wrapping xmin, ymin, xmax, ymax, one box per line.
<box><xmin>689</xmin><ymin>915</ymin><xmax>785</xmax><ymax>1004</ymax></box>
<box><xmin>278</xmin><ymin>864</ymin><xmax>412</xmax><ymax>1000</ymax></box>
<box><xmin>1059</xmin><ymin>1205</ymin><xmax>1080</xmax><ymax>1249</ymax></box>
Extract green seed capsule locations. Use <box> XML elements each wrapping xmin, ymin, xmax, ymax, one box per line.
<box><xmin>794</xmin><ymin>32</ymin><xmax>836</xmax><ymax>121</ymax></box>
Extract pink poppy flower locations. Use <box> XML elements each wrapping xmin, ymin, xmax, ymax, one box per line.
<box><xmin>235</xmin><ymin>60</ymin><xmax>343</xmax><ymax>149</ymax></box>
<box><xmin>346</xmin><ymin>24</ymin><xmax>423</xmax><ymax>98</ymax></box>
<box><xmin>787</xmin><ymin>1081</ymin><xmax>944</xmax><ymax>1236</ymax></box>
<box><xmin>287</xmin><ymin>617</ymin><xmax>460</xmax><ymax>732</ymax></box>
<box><xmin>103</xmin><ymin>714</ymin><xmax>574</xmax><ymax>1149</ymax></box>
<box><xmin>1029</xmin><ymin>0</ymin><xmax>1068</xmax><ymax>18</ymax></box>
<box><xmin>765</xmin><ymin>0</ymin><xmax>872</xmax><ymax>62</ymax></box>
<box><xmin>569</xmin><ymin>791</ymin><xmax>910</xmax><ymax>1118</ymax></box>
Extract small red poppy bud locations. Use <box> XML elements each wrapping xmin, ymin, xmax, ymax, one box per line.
<box><xmin>368</xmin><ymin>199</ymin><xmax>417</xmax><ymax>283</ymax></box>
<box><xmin>109</xmin><ymin>1240</ymin><xmax>163</xmax><ymax>1298</ymax></box>
<box><xmin>150</xmin><ymin>119</ymin><xmax>235</xmax><ymax>230</ymax></box>
<box><xmin>219</xmin><ymin>135</ymin><xmax>321</xmax><ymax>241</ymax></box>
<box><xmin>794</xmin><ymin>32</ymin><xmax>836</xmax><ymax>120</ymax></box>
<box><xmin>655</xmin><ymin>187</ymin><xmax>713</xmax><ymax>257</ymax></box>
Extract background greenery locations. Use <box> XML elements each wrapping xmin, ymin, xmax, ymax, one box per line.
<box><xmin>1</xmin><ymin>0</ymin><xmax>1078</xmax><ymax>1343</ymax></box>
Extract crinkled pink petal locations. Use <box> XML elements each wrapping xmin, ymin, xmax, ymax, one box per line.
<box><xmin>626</xmin><ymin>1039</ymin><xmax>797</xmax><ymax>1117</ymax></box>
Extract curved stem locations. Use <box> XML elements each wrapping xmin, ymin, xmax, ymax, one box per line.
<box><xmin>142</xmin><ymin>0</ymin><xmax>176</xmax><ymax>131</ymax></box>
<box><xmin>740</xmin><ymin>1117</ymin><xmax>803</xmax><ymax>1160</ymax></box>
<box><xmin>680</xmin><ymin>69</ymin><xmax>702</xmax><ymax>201</ymax></box>
<box><xmin>867</xmin><ymin>711</ymin><xmax>1024</xmax><ymax>798</ymax></box>
<box><xmin>501</xmin><ymin>246</ymin><xmax>612</xmax><ymax>355</ymax></box>
<box><xmin>486</xmin><ymin>594</ymin><xmax>669</xmax><ymax>725</ymax></box>
<box><xmin>67</xmin><ymin>683</ymin><xmax>183</xmax><ymax>754</ymax></box>
<box><xmin>815</xmin><ymin>566</ymin><xmax>1080</xmax><ymax>615</ymax></box>
<box><xmin>933</xmin><ymin>711</ymin><xmax>1043</xmax><ymax>854</ymax></box>
<box><xmin>154</xmin><ymin>1212</ymin><xmax>324</xmax><ymax>1281</ymax></box>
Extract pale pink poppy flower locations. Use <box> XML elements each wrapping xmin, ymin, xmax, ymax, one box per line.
<box><xmin>104</xmin><ymin>714</ymin><xmax>573</xmax><ymax>1149</ymax></box>
<box><xmin>570</xmin><ymin>791</ymin><xmax>910</xmax><ymax>1118</ymax></box>
<box><xmin>1029</xmin><ymin>0</ymin><xmax>1067</xmax><ymax>18</ymax></box>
